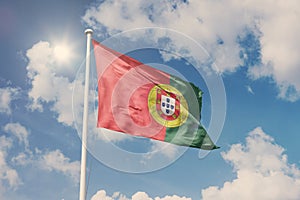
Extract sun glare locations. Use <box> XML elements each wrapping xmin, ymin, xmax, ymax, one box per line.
<box><xmin>53</xmin><ymin>45</ymin><xmax>71</xmax><ymax>64</ymax></box>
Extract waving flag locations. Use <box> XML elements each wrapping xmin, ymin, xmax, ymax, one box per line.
<box><xmin>92</xmin><ymin>39</ymin><xmax>218</xmax><ymax>150</ymax></box>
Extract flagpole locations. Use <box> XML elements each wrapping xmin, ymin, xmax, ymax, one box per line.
<box><xmin>79</xmin><ymin>28</ymin><xmax>93</xmax><ymax>200</ymax></box>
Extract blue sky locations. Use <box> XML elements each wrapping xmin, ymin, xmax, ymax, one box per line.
<box><xmin>1</xmin><ymin>0</ymin><xmax>300</xmax><ymax>199</ymax></box>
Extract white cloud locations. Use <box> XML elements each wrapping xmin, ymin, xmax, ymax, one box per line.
<box><xmin>0</xmin><ymin>87</ymin><xmax>19</xmax><ymax>115</ymax></box>
<box><xmin>3</xmin><ymin>122</ymin><xmax>33</xmax><ymax>167</ymax></box>
<box><xmin>91</xmin><ymin>189</ymin><xmax>192</xmax><ymax>200</ymax></box>
<box><xmin>39</xmin><ymin>149</ymin><xmax>80</xmax><ymax>183</ymax></box>
<box><xmin>1</xmin><ymin>121</ymin><xmax>80</xmax><ymax>184</ymax></box>
<box><xmin>11</xmin><ymin>152</ymin><xmax>29</xmax><ymax>166</ymax></box>
<box><xmin>12</xmin><ymin>147</ymin><xmax>80</xmax><ymax>184</ymax></box>
<box><xmin>132</xmin><ymin>192</ymin><xmax>152</xmax><ymax>200</ymax></box>
<box><xmin>245</xmin><ymin>0</ymin><xmax>300</xmax><ymax>101</ymax></box>
<box><xmin>144</xmin><ymin>140</ymin><xmax>180</xmax><ymax>160</ymax></box>
<box><xmin>82</xmin><ymin>0</ymin><xmax>245</xmax><ymax>72</ymax></box>
<box><xmin>25</xmin><ymin>41</ymin><xmax>83</xmax><ymax>126</ymax></box>
<box><xmin>91</xmin><ymin>190</ymin><xmax>115</xmax><ymax>200</ymax></box>
<box><xmin>0</xmin><ymin>135</ymin><xmax>12</xmax><ymax>151</ymax></box>
<box><xmin>201</xmin><ymin>127</ymin><xmax>300</xmax><ymax>200</ymax></box>
<box><xmin>0</xmin><ymin>122</ymin><xmax>80</xmax><ymax>197</ymax></box>
<box><xmin>3</xmin><ymin>122</ymin><xmax>30</xmax><ymax>150</ymax></box>
<box><xmin>0</xmin><ymin>136</ymin><xmax>22</xmax><ymax>191</ymax></box>
<box><xmin>154</xmin><ymin>195</ymin><xmax>191</xmax><ymax>200</ymax></box>
<box><xmin>82</xmin><ymin>0</ymin><xmax>300</xmax><ymax>101</ymax></box>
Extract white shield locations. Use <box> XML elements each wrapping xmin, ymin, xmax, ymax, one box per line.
<box><xmin>161</xmin><ymin>95</ymin><xmax>176</xmax><ymax>116</ymax></box>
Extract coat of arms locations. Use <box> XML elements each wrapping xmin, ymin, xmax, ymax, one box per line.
<box><xmin>148</xmin><ymin>84</ymin><xmax>189</xmax><ymax>128</ymax></box>
<box><xmin>156</xmin><ymin>88</ymin><xmax>180</xmax><ymax>120</ymax></box>
<box><xmin>161</xmin><ymin>95</ymin><xmax>175</xmax><ymax>116</ymax></box>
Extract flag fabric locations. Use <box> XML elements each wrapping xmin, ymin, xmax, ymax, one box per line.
<box><xmin>92</xmin><ymin>39</ymin><xmax>218</xmax><ymax>150</ymax></box>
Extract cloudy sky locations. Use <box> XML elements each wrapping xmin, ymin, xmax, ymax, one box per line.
<box><xmin>1</xmin><ymin>0</ymin><xmax>300</xmax><ymax>199</ymax></box>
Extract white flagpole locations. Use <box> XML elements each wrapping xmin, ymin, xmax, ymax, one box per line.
<box><xmin>79</xmin><ymin>28</ymin><xmax>93</xmax><ymax>200</ymax></box>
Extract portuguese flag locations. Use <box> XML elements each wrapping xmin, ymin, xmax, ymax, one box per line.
<box><xmin>93</xmin><ymin>39</ymin><xmax>218</xmax><ymax>150</ymax></box>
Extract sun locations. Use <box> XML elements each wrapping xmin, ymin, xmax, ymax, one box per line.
<box><xmin>53</xmin><ymin>44</ymin><xmax>71</xmax><ymax>64</ymax></box>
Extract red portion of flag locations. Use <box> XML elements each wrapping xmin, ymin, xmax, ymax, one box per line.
<box><xmin>93</xmin><ymin>40</ymin><xmax>169</xmax><ymax>141</ymax></box>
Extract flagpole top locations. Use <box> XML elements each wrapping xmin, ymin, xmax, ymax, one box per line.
<box><xmin>85</xmin><ymin>29</ymin><xmax>93</xmax><ymax>35</ymax></box>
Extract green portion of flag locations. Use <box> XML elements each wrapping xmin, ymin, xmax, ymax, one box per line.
<box><xmin>164</xmin><ymin>75</ymin><xmax>218</xmax><ymax>150</ymax></box>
